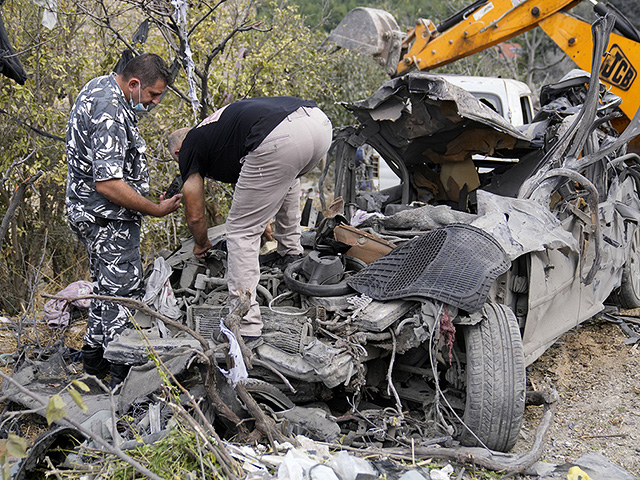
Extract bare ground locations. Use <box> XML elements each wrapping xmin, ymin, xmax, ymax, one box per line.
<box><xmin>513</xmin><ymin>316</ymin><xmax>640</xmax><ymax>477</ymax></box>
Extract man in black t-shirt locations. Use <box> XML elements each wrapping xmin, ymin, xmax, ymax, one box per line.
<box><xmin>168</xmin><ymin>97</ymin><xmax>332</xmax><ymax>340</ymax></box>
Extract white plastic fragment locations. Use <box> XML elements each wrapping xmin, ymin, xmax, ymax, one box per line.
<box><xmin>328</xmin><ymin>451</ymin><xmax>377</xmax><ymax>480</ymax></box>
<box><xmin>398</xmin><ymin>470</ymin><xmax>428</xmax><ymax>480</ymax></box>
<box><xmin>351</xmin><ymin>209</ymin><xmax>384</xmax><ymax>226</ymax></box>
<box><xmin>143</xmin><ymin>257</ymin><xmax>182</xmax><ymax>321</ymax></box>
<box><xmin>429</xmin><ymin>464</ymin><xmax>454</xmax><ymax>480</ymax></box>
<box><xmin>217</xmin><ymin>318</ymin><xmax>249</xmax><ymax>386</ymax></box>
<box><xmin>277</xmin><ymin>449</ymin><xmax>339</xmax><ymax>480</ymax></box>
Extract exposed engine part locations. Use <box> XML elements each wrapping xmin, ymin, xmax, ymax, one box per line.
<box><xmin>187</xmin><ymin>304</ymin><xmax>314</xmax><ymax>355</ymax></box>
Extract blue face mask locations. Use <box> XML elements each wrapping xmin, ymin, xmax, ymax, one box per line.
<box><xmin>130</xmin><ymin>85</ymin><xmax>148</xmax><ymax>112</ymax></box>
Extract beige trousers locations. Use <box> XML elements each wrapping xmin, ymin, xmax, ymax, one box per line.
<box><xmin>225</xmin><ymin>106</ymin><xmax>332</xmax><ymax>336</ymax></box>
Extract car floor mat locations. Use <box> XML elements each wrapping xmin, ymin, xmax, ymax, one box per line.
<box><xmin>346</xmin><ymin>223</ymin><xmax>510</xmax><ymax>312</ymax></box>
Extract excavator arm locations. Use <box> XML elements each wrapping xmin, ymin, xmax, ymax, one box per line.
<box><xmin>396</xmin><ymin>0</ymin><xmax>582</xmax><ymax>74</ymax></box>
<box><xmin>326</xmin><ymin>0</ymin><xmax>640</xmax><ymax>122</ymax></box>
<box><xmin>540</xmin><ymin>10</ymin><xmax>640</xmax><ymax>121</ymax></box>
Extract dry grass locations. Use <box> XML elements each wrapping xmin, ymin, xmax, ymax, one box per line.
<box><xmin>0</xmin><ymin>317</ymin><xmax>86</xmax><ymax>376</ymax></box>
<box><xmin>0</xmin><ymin>316</ymin><xmax>87</xmax><ymax>443</ymax></box>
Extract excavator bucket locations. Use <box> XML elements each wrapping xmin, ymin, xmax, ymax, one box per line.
<box><xmin>322</xmin><ymin>7</ymin><xmax>404</xmax><ymax>74</ymax></box>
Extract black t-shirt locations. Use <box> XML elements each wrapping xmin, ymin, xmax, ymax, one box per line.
<box><xmin>179</xmin><ymin>96</ymin><xmax>317</xmax><ymax>183</ymax></box>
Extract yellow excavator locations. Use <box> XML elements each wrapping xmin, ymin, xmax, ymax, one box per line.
<box><xmin>325</xmin><ymin>0</ymin><xmax>640</xmax><ymax>128</ymax></box>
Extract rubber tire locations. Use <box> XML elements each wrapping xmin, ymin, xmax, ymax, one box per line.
<box><xmin>244</xmin><ymin>378</ymin><xmax>294</xmax><ymax>410</ymax></box>
<box><xmin>459</xmin><ymin>302</ymin><xmax>526</xmax><ymax>452</ymax></box>
<box><xmin>614</xmin><ymin>226</ymin><xmax>640</xmax><ymax>309</ymax></box>
<box><xmin>283</xmin><ymin>256</ymin><xmax>365</xmax><ymax>297</ymax></box>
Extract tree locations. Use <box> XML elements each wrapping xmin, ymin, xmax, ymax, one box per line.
<box><xmin>0</xmin><ymin>0</ymin><xmax>94</xmax><ymax>314</ymax></box>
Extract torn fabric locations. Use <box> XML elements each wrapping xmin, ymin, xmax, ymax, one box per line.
<box><xmin>218</xmin><ymin>318</ymin><xmax>248</xmax><ymax>386</ymax></box>
<box><xmin>142</xmin><ymin>256</ymin><xmax>182</xmax><ymax>321</ymax></box>
<box><xmin>44</xmin><ymin>280</ymin><xmax>93</xmax><ymax>328</ymax></box>
<box><xmin>31</xmin><ymin>0</ymin><xmax>58</xmax><ymax>29</ymax></box>
<box><xmin>171</xmin><ymin>0</ymin><xmax>201</xmax><ymax>117</ymax></box>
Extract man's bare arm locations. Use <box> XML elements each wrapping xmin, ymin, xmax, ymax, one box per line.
<box><xmin>96</xmin><ymin>179</ymin><xmax>182</xmax><ymax>217</ymax></box>
<box><xmin>182</xmin><ymin>173</ymin><xmax>212</xmax><ymax>257</ymax></box>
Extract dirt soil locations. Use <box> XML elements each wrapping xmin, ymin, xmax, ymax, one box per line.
<box><xmin>513</xmin><ymin>315</ymin><xmax>640</xmax><ymax>477</ymax></box>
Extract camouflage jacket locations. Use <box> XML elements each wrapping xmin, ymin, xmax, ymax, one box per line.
<box><xmin>66</xmin><ymin>73</ymin><xmax>150</xmax><ymax>224</ymax></box>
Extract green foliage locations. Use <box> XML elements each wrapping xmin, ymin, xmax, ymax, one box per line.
<box><xmin>0</xmin><ymin>0</ymin><xmax>96</xmax><ymax>314</ymax></box>
<box><xmin>94</xmin><ymin>425</ymin><xmax>221</xmax><ymax>479</ymax></box>
<box><xmin>0</xmin><ymin>433</ymin><xmax>27</xmax><ymax>480</ymax></box>
<box><xmin>68</xmin><ymin>386</ymin><xmax>88</xmax><ymax>412</ymax></box>
<box><xmin>45</xmin><ymin>394</ymin><xmax>67</xmax><ymax>425</ymax></box>
<box><xmin>5</xmin><ymin>434</ymin><xmax>28</xmax><ymax>460</ymax></box>
<box><xmin>72</xmin><ymin>379</ymin><xmax>90</xmax><ymax>392</ymax></box>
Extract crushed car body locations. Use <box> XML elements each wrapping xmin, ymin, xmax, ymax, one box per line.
<box><xmin>327</xmin><ymin>66</ymin><xmax>640</xmax><ymax>364</ymax></box>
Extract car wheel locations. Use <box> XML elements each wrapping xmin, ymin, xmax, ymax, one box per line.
<box><xmin>615</xmin><ymin>226</ymin><xmax>640</xmax><ymax>309</ymax></box>
<box><xmin>459</xmin><ymin>302</ymin><xmax>526</xmax><ymax>452</ymax></box>
<box><xmin>244</xmin><ymin>378</ymin><xmax>295</xmax><ymax>410</ymax></box>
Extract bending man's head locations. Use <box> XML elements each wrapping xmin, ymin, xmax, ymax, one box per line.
<box><xmin>168</xmin><ymin>127</ymin><xmax>192</xmax><ymax>161</ymax></box>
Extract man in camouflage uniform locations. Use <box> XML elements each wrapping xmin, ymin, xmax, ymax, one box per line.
<box><xmin>66</xmin><ymin>53</ymin><xmax>182</xmax><ymax>388</ymax></box>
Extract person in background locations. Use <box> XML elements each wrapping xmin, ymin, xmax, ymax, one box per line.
<box><xmin>168</xmin><ymin>97</ymin><xmax>332</xmax><ymax>344</ymax></box>
<box><xmin>66</xmin><ymin>53</ymin><xmax>182</xmax><ymax>388</ymax></box>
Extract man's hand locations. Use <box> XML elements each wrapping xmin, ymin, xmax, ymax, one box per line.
<box><xmin>262</xmin><ymin>222</ymin><xmax>274</xmax><ymax>242</ymax></box>
<box><xmin>193</xmin><ymin>239</ymin><xmax>213</xmax><ymax>259</ymax></box>
<box><xmin>158</xmin><ymin>193</ymin><xmax>183</xmax><ymax>216</ymax></box>
<box><xmin>96</xmin><ymin>179</ymin><xmax>182</xmax><ymax>217</ymax></box>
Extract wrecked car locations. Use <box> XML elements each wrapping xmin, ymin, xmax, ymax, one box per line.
<box><xmin>159</xmin><ymin>23</ymin><xmax>640</xmax><ymax>453</ymax></box>
<box><xmin>101</xmin><ymin>63</ymin><xmax>640</xmax><ymax>459</ymax></box>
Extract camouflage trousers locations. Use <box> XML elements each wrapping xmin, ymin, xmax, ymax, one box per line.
<box><xmin>70</xmin><ymin>218</ymin><xmax>143</xmax><ymax>348</ymax></box>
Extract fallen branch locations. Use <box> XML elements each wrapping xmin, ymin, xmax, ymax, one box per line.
<box><xmin>43</xmin><ymin>291</ymin><xmax>294</xmax><ymax>448</ymax></box>
<box><xmin>42</xmin><ymin>292</ymin><xmax>209</xmax><ymax>350</ymax></box>
<box><xmin>325</xmin><ymin>388</ymin><xmax>559</xmax><ymax>476</ymax></box>
<box><xmin>0</xmin><ymin>370</ymin><xmax>167</xmax><ymax>480</ymax></box>
<box><xmin>223</xmin><ymin>291</ymin><xmax>292</xmax><ymax>448</ymax></box>
<box><xmin>221</xmin><ymin>291</ymin><xmax>255</xmax><ymax>369</ymax></box>
<box><xmin>132</xmin><ymin>325</ymin><xmax>242</xmax><ymax>478</ymax></box>
<box><xmin>43</xmin><ymin>292</ymin><xmax>249</xmax><ymax>430</ymax></box>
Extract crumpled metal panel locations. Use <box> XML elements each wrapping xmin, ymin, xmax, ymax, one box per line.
<box><xmin>343</xmin><ymin>72</ymin><xmax>531</xmax><ymax>157</ymax></box>
<box><xmin>255</xmin><ymin>341</ymin><xmax>357</xmax><ymax>389</ymax></box>
<box><xmin>522</xmin><ymin>176</ymin><xmax>637</xmax><ymax>365</ymax></box>
<box><xmin>472</xmin><ymin>190</ymin><xmax>578</xmax><ymax>260</ymax></box>
<box><xmin>104</xmin><ymin>327</ymin><xmax>203</xmax><ymax>365</ymax></box>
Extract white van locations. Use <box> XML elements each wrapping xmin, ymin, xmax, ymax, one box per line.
<box><xmin>376</xmin><ymin>75</ymin><xmax>535</xmax><ymax>189</ymax></box>
<box><xmin>440</xmin><ymin>74</ymin><xmax>534</xmax><ymax>126</ymax></box>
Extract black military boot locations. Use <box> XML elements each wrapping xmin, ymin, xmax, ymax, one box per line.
<box><xmin>109</xmin><ymin>363</ymin><xmax>131</xmax><ymax>390</ymax></box>
<box><xmin>81</xmin><ymin>345</ymin><xmax>110</xmax><ymax>379</ymax></box>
